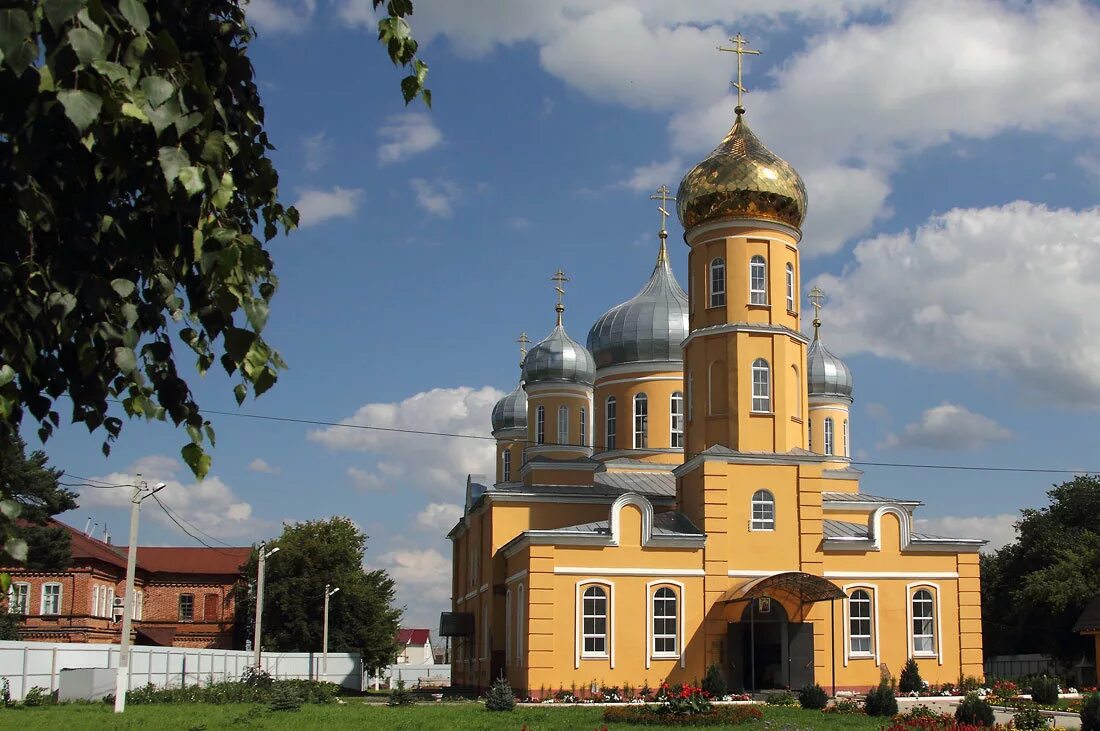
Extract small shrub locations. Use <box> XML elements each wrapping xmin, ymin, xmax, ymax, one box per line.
<box><xmin>21</xmin><ymin>686</ymin><xmax>51</xmax><ymax>707</ymax></box>
<box><xmin>765</xmin><ymin>691</ymin><xmax>797</xmax><ymax>706</ymax></box>
<box><xmin>655</xmin><ymin>683</ymin><xmax>711</xmax><ymax>716</ymax></box>
<box><xmin>701</xmin><ymin>663</ymin><xmax>727</xmax><ymax>698</ymax></box>
<box><xmin>267</xmin><ymin>685</ymin><xmax>301</xmax><ymax>712</ymax></box>
<box><xmin>1</xmin><ymin>677</ymin><xmax>10</xmax><ymax>707</ymax></box>
<box><xmin>603</xmin><ymin>704</ymin><xmax>762</xmax><ymax>726</ymax></box>
<box><xmin>241</xmin><ymin>665</ymin><xmax>274</xmax><ymax>689</ymax></box>
<box><xmin>387</xmin><ymin>679</ymin><xmax>414</xmax><ymax>707</ymax></box>
<box><xmin>896</xmin><ymin>703</ymin><xmax>950</xmax><ymax>721</ymax></box>
<box><xmin>1030</xmin><ymin>675</ymin><xmax>1059</xmax><ymax>706</ymax></box>
<box><xmin>1082</xmin><ymin>692</ymin><xmax>1100</xmax><ymax>731</ymax></box>
<box><xmin>899</xmin><ymin>658</ymin><xmax>924</xmax><ymax>694</ymax></box>
<box><xmin>1012</xmin><ymin>704</ymin><xmax>1050</xmax><ymax>730</ymax></box>
<box><xmin>959</xmin><ymin>675</ymin><xmax>984</xmax><ymax>693</ymax></box>
<box><xmin>864</xmin><ymin>679</ymin><xmax>898</xmax><ymax>717</ymax></box>
<box><xmin>955</xmin><ymin>691</ymin><xmax>995</xmax><ymax>726</ymax></box>
<box><xmin>798</xmin><ymin>683</ymin><xmax>828</xmax><ymax>710</ymax></box>
<box><xmin>484</xmin><ymin>675</ymin><xmax>516</xmax><ymax>712</ymax></box>
<box><xmin>824</xmin><ymin>698</ymin><xmax>865</xmax><ymax>715</ymax></box>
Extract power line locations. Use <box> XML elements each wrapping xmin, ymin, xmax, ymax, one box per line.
<box><xmin>150</xmin><ymin>492</ymin><xmax>238</xmax><ymax>548</ymax></box>
<box><xmin>149</xmin><ymin>492</ymin><xmax>244</xmax><ymax>556</ymax></box>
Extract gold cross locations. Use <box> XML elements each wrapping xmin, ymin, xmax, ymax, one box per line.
<box><xmin>649</xmin><ymin>184</ymin><xmax>675</xmax><ymax>234</ymax></box>
<box><xmin>516</xmin><ymin>331</ymin><xmax>530</xmax><ymax>361</ymax></box>
<box><xmin>551</xmin><ymin>269</ymin><xmax>569</xmax><ymax>307</ymax></box>
<box><xmin>807</xmin><ymin>286</ymin><xmax>827</xmax><ymax>336</ymax></box>
<box><xmin>717</xmin><ymin>32</ymin><xmax>761</xmax><ymax>109</ymax></box>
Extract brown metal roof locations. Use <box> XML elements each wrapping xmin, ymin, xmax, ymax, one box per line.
<box><xmin>1075</xmin><ymin>593</ymin><xmax>1100</xmax><ymax>633</ymax></box>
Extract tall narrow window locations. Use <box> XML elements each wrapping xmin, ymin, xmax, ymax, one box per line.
<box><xmin>843</xmin><ymin>419</ymin><xmax>849</xmax><ymax>457</ymax></box>
<box><xmin>912</xmin><ymin>589</ymin><xmax>936</xmax><ymax>655</ymax></box>
<box><xmin>502</xmin><ymin>449</ymin><xmax>511</xmax><ymax>482</ymax></box>
<box><xmin>751</xmin><ymin>359</ymin><xmax>771</xmax><ymax>412</ymax></box>
<box><xmin>709</xmin><ymin>258</ymin><xmax>726</xmax><ymax>307</ymax></box>
<box><xmin>505</xmin><ymin>589</ymin><xmax>512</xmax><ymax>663</ymax></box>
<box><xmin>517</xmin><ymin>583</ymin><xmax>525</xmax><ymax>665</ymax></box>
<box><xmin>670</xmin><ymin>392</ymin><xmax>684</xmax><ymax>448</ymax></box>
<box><xmin>92</xmin><ymin>585</ymin><xmax>101</xmax><ymax>617</ymax></box>
<box><xmin>785</xmin><ymin>263</ymin><xmax>795</xmax><ymax>311</ymax></box>
<box><xmin>41</xmin><ymin>583</ymin><xmax>61</xmax><ymax>615</ymax></box>
<box><xmin>751</xmin><ymin>489</ymin><xmax>775</xmax><ymax>530</ymax></box>
<box><xmin>179</xmin><ymin>593</ymin><xmax>194</xmax><ymax>622</ymax></box>
<box><xmin>9</xmin><ymin>583</ymin><xmax>29</xmax><ymax>614</ymax></box>
<box><xmin>750</xmin><ymin>255</ymin><xmax>767</xmax><ymax>304</ymax></box>
<box><xmin>580</xmin><ymin>407</ymin><xmax>586</xmax><ymax>447</ymax></box>
<box><xmin>824</xmin><ymin>417</ymin><xmax>834</xmax><ymax>455</ymax></box>
<box><xmin>536</xmin><ymin>405</ymin><xmax>545</xmax><ymax>445</ymax></box>
<box><xmin>634</xmin><ymin>393</ymin><xmax>649</xmax><ymax>449</ymax></box>
<box><xmin>687</xmin><ymin>372</ymin><xmax>694</xmax><ymax>422</ymax></box>
<box><xmin>849</xmin><ymin>590</ymin><xmax>872</xmax><ymax>655</ymax></box>
<box><xmin>605</xmin><ymin>397</ymin><xmax>617</xmax><ymax>450</ymax></box>
<box><xmin>557</xmin><ymin>404</ymin><xmax>569</xmax><ymax>446</ymax></box>
<box><xmin>133</xmin><ymin>590</ymin><xmax>143</xmax><ymax>621</ymax></box>
<box><xmin>653</xmin><ymin>588</ymin><xmax>678</xmax><ymax>655</ymax></box>
<box><xmin>582</xmin><ymin>585</ymin><xmax>608</xmax><ymax>656</ymax></box>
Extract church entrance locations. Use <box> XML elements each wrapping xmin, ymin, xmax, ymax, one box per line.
<box><xmin>727</xmin><ymin>597</ymin><xmax>814</xmax><ymax>691</ymax></box>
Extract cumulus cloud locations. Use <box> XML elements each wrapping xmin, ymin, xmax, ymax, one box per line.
<box><xmin>308</xmin><ymin>386</ymin><xmax>502</xmax><ymax>499</ymax></box>
<box><xmin>245</xmin><ymin>0</ymin><xmax>316</xmax><ymax>33</ymax></box>
<box><xmin>302</xmin><ymin>131</ymin><xmax>331</xmax><ymax>172</ymax></box>
<box><xmin>410</xmin><ymin>178</ymin><xmax>461</xmax><ymax>218</ymax></box>
<box><xmin>914</xmin><ymin>513</ymin><xmax>1017</xmax><ymax>553</ymax></box>
<box><xmin>293</xmin><ymin>186</ymin><xmax>363</xmax><ymax>227</ymax></box>
<box><xmin>247</xmin><ymin>458</ymin><xmax>281</xmax><ymax>475</ymax></box>
<box><xmin>347</xmin><ymin>466</ymin><xmax>388</xmax><ymax>492</ymax></box>
<box><xmin>417</xmin><ymin>503</ymin><xmax>463</xmax><ymax>534</ymax></box>
<box><xmin>879</xmin><ymin>403</ymin><xmax>1013</xmax><ymax>451</ymax></box>
<box><xmin>79</xmin><ymin>456</ymin><xmax>269</xmax><ymax>542</ymax></box>
<box><xmin>815</xmin><ymin>202</ymin><xmax>1100</xmax><ymax>407</ymax></box>
<box><xmin>375</xmin><ymin>548</ymin><xmax>452</xmax><ymax>623</ymax></box>
<box><xmin>377</xmin><ymin>113</ymin><xmax>443</xmax><ymax>165</ymax></box>
<box><xmin>621</xmin><ymin>158</ymin><xmax>684</xmax><ymax>193</ymax></box>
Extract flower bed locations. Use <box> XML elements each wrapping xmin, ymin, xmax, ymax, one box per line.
<box><xmin>602</xmin><ymin>704</ymin><xmax>763</xmax><ymax>726</ymax></box>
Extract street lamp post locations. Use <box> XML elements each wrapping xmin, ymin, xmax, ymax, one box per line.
<box><xmin>114</xmin><ymin>480</ymin><xmax>166</xmax><ymax>714</ymax></box>
<box><xmin>322</xmin><ymin>584</ymin><xmax>340</xmax><ymax>678</ymax></box>
<box><xmin>252</xmin><ymin>543</ymin><xmax>280</xmax><ymax>669</ymax></box>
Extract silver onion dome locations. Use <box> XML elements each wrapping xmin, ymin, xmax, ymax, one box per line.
<box><xmin>587</xmin><ymin>242</ymin><xmax>689</xmax><ymax>369</ymax></box>
<box><xmin>491</xmin><ymin>380</ymin><xmax>527</xmax><ymax>432</ymax></box>
<box><xmin>807</xmin><ymin>326</ymin><xmax>853</xmax><ymax>400</ymax></box>
<box><xmin>523</xmin><ymin>316</ymin><xmax>596</xmax><ymax>386</ymax></box>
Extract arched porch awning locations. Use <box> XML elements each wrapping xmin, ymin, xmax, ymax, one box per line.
<box><xmin>719</xmin><ymin>571</ymin><xmax>845</xmax><ymax>605</ymax></box>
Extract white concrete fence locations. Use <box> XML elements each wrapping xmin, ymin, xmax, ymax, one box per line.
<box><xmin>0</xmin><ymin>640</ymin><xmax>363</xmax><ymax>702</ymax></box>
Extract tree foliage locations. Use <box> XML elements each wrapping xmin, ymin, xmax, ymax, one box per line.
<box><xmin>0</xmin><ymin>430</ymin><xmax>75</xmax><ymax>574</ymax></box>
<box><xmin>237</xmin><ymin>517</ymin><xmax>402</xmax><ymax>672</ymax></box>
<box><xmin>0</xmin><ymin>1</ymin><xmax>429</xmax><ymax>479</ymax></box>
<box><xmin>982</xmin><ymin>475</ymin><xmax>1100</xmax><ymax>661</ymax></box>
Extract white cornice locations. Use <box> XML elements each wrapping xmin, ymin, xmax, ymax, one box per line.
<box><xmin>824</xmin><ymin>571</ymin><xmax>959</xmax><ymax>579</ymax></box>
<box><xmin>518</xmin><ymin>458</ymin><xmax>597</xmax><ymax>476</ymax></box>
<box><xmin>525</xmin><ymin>382</ymin><xmax>591</xmax><ymax>397</ymax></box>
<box><xmin>596</xmin><ymin>375</ymin><xmax>685</xmax><ymax>389</ymax></box>
<box><xmin>681</xmin><ymin>322</ymin><xmax>809</xmax><ymax>349</ymax></box>
<box><xmin>594</xmin><ymin>361</ymin><xmax>683</xmax><ymax>380</ymax></box>
<box><xmin>683</xmin><ymin>218</ymin><xmax>802</xmax><ymax>245</ymax></box>
<box><xmin>555</xmin><ymin>567</ymin><xmax>704</xmax><ymax>577</ymax></box>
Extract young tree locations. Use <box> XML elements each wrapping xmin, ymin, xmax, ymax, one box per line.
<box><xmin>0</xmin><ymin>1</ymin><xmax>429</xmax><ymax>479</ymax></box>
<box><xmin>239</xmin><ymin>517</ymin><xmax>402</xmax><ymax>672</ymax></box>
<box><xmin>0</xmin><ymin>430</ymin><xmax>75</xmax><ymax>571</ymax></box>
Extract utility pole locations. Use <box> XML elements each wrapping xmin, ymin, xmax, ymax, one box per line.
<box><xmin>114</xmin><ymin>479</ymin><xmax>166</xmax><ymax>713</ymax></box>
<box><xmin>252</xmin><ymin>542</ymin><xmax>280</xmax><ymax>669</ymax></box>
<box><xmin>322</xmin><ymin>584</ymin><xmax>340</xmax><ymax>678</ymax></box>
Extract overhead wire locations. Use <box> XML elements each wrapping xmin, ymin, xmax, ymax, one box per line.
<box><xmin>148</xmin><ymin>492</ymin><xmax>245</xmax><ymax>555</ymax></box>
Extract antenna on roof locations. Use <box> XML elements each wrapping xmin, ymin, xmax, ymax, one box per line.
<box><xmin>84</xmin><ymin>517</ymin><xmax>93</xmax><ymax>537</ymax></box>
<box><xmin>103</xmin><ymin>523</ymin><xmax>111</xmax><ymax>545</ymax></box>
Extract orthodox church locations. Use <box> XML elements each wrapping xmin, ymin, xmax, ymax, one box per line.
<box><xmin>443</xmin><ymin>43</ymin><xmax>984</xmax><ymax>695</ymax></box>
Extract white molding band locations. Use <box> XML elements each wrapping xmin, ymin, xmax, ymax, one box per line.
<box><xmin>727</xmin><ymin>569</ymin><xmax>791</xmax><ymax>578</ymax></box>
<box><xmin>597</xmin><ymin>376</ymin><xmax>685</xmax><ymax>389</ymax></box>
<box><xmin>685</xmin><ymin>219</ymin><xmax>802</xmax><ymax>245</ymax></box>
<box><xmin>557</xmin><ymin>567</ymin><xmax>705</xmax><ymax>577</ymax></box>
<box><xmin>825</xmin><ymin>571</ymin><xmax>958</xmax><ymax>579</ymax></box>
<box><xmin>595</xmin><ymin>361</ymin><xmax>684</xmax><ymax>380</ymax></box>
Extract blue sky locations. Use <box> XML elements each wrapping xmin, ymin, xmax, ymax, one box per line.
<box><xmin>38</xmin><ymin>0</ymin><xmax>1100</xmax><ymax>629</ymax></box>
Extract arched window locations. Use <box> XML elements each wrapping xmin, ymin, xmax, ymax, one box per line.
<box><xmin>843</xmin><ymin>419</ymin><xmax>849</xmax><ymax>457</ymax></box>
<box><xmin>536</xmin><ymin>405</ymin><xmax>545</xmax><ymax>445</ymax></box>
<box><xmin>824</xmin><ymin>417</ymin><xmax>834</xmax><ymax>455</ymax></box>
<box><xmin>849</xmin><ymin>589</ymin><xmax>872</xmax><ymax>655</ymax></box>
<box><xmin>751</xmin><ymin>359</ymin><xmax>770</xmax><ymax>412</ymax></box>
<box><xmin>670</xmin><ymin>392</ymin><xmax>684</xmax><ymax>448</ymax></box>
<box><xmin>557</xmin><ymin>405</ymin><xmax>569</xmax><ymax>446</ymax></box>
<box><xmin>582</xmin><ymin>585</ymin><xmax>608</xmax><ymax>656</ymax></box>
<box><xmin>751</xmin><ymin>489</ymin><xmax>775</xmax><ymax>530</ymax></box>
<box><xmin>785</xmin><ymin>262</ymin><xmax>795</xmax><ymax>311</ymax></box>
<box><xmin>634</xmin><ymin>393</ymin><xmax>649</xmax><ymax>449</ymax></box>
<box><xmin>912</xmin><ymin>589</ymin><xmax>936</xmax><ymax>655</ymax></box>
<box><xmin>750</xmin><ymin>255</ymin><xmax>767</xmax><ymax>304</ymax></box>
<box><xmin>579</xmin><ymin>407</ymin><xmax>586</xmax><ymax>447</ymax></box>
<box><xmin>502</xmin><ymin>449</ymin><xmax>511</xmax><ymax>482</ymax></box>
<box><xmin>687</xmin><ymin>371</ymin><xmax>694</xmax><ymax>422</ymax></box>
<box><xmin>653</xmin><ymin>587</ymin><xmax>678</xmax><ymax>655</ymax></box>
<box><xmin>605</xmin><ymin>397</ymin><xmax>617</xmax><ymax>450</ymax></box>
<box><xmin>791</xmin><ymin>364</ymin><xmax>801</xmax><ymax>415</ymax></box>
<box><xmin>709</xmin><ymin>258</ymin><xmax>726</xmax><ymax>307</ymax></box>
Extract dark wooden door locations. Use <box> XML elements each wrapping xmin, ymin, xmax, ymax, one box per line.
<box><xmin>787</xmin><ymin>622</ymin><xmax>815</xmax><ymax>690</ymax></box>
<box><xmin>727</xmin><ymin>623</ymin><xmax>745</xmax><ymax>692</ymax></box>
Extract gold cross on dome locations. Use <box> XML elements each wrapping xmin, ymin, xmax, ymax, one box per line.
<box><xmin>718</xmin><ymin>32</ymin><xmax>761</xmax><ymax>109</ymax></box>
<box><xmin>516</xmin><ymin>331</ymin><xmax>530</xmax><ymax>360</ymax></box>
<box><xmin>807</xmin><ymin>286</ymin><xmax>827</xmax><ymax>336</ymax></box>
<box><xmin>649</xmin><ymin>184</ymin><xmax>675</xmax><ymax>234</ymax></box>
<box><xmin>551</xmin><ymin>269</ymin><xmax>569</xmax><ymax>306</ymax></box>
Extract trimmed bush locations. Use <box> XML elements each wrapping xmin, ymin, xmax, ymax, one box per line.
<box><xmin>268</xmin><ymin>685</ymin><xmax>301</xmax><ymax>712</ymax></box>
<box><xmin>864</xmin><ymin>680</ymin><xmax>898</xmax><ymax>717</ymax></box>
<box><xmin>1082</xmin><ymin>692</ymin><xmax>1100</xmax><ymax>731</ymax></box>
<box><xmin>899</xmin><ymin>658</ymin><xmax>924</xmax><ymax>694</ymax></box>
<box><xmin>1030</xmin><ymin>675</ymin><xmax>1059</xmax><ymax>705</ymax></box>
<box><xmin>602</xmin><ymin>704</ymin><xmax>762</xmax><ymax>726</ymax></box>
<box><xmin>765</xmin><ymin>691</ymin><xmax>797</xmax><ymax>706</ymax></box>
<box><xmin>1012</xmin><ymin>704</ymin><xmax>1049</xmax><ymax>730</ymax></box>
<box><xmin>120</xmin><ymin>679</ymin><xmax>339</xmax><ymax>705</ymax></box>
<box><xmin>484</xmin><ymin>675</ymin><xmax>516</xmax><ymax>712</ymax></box>
<box><xmin>798</xmin><ymin>683</ymin><xmax>828</xmax><ymax>710</ymax></box>
<box><xmin>955</xmin><ymin>691</ymin><xmax>995</xmax><ymax>726</ymax></box>
<box><xmin>702</xmin><ymin>663</ymin><xmax>727</xmax><ymax>698</ymax></box>
<box><xmin>387</xmin><ymin>679</ymin><xmax>414</xmax><ymax>707</ymax></box>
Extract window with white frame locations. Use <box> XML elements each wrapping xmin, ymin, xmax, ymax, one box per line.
<box><xmin>751</xmin><ymin>359</ymin><xmax>770</xmax><ymax>412</ymax></box>
<box><xmin>41</xmin><ymin>583</ymin><xmax>61</xmax><ymax>615</ymax></box>
<box><xmin>605</xmin><ymin>397</ymin><xmax>617</xmax><ymax>450</ymax></box>
<box><xmin>92</xmin><ymin>585</ymin><xmax>101</xmax><ymax>617</ymax></box>
<box><xmin>750</xmin><ymin>255</ymin><xmax>767</xmax><ymax>304</ymax></box>
<box><xmin>557</xmin><ymin>405</ymin><xmax>569</xmax><ymax>446</ymax></box>
<box><xmin>106</xmin><ymin>587</ymin><xmax>115</xmax><ymax>618</ymax></box>
<box><xmin>8</xmin><ymin>582</ymin><xmax>29</xmax><ymax>614</ymax></box>
<box><xmin>785</xmin><ymin>263</ymin><xmax>795</xmax><ymax>311</ymax></box>
<box><xmin>912</xmin><ymin>589</ymin><xmax>936</xmax><ymax>655</ymax></box>
<box><xmin>670</xmin><ymin>392</ymin><xmax>684</xmax><ymax>448</ymax></box>
<box><xmin>824</xmin><ymin>417</ymin><xmax>834</xmax><ymax>455</ymax></box>
<box><xmin>536</xmin><ymin>405</ymin><xmax>545</xmax><ymax>445</ymax></box>
<box><xmin>751</xmin><ymin>489</ymin><xmax>775</xmax><ymax>530</ymax></box>
<box><xmin>709</xmin><ymin>258</ymin><xmax>726</xmax><ymax>307</ymax></box>
<box><xmin>652</xmin><ymin>587</ymin><xmax>678</xmax><ymax>656</ymax></box>
<box><xmin>849</xmin><ymin>589</ymin><xmax>872</xmax><ymax>655</ymax></box>
<box><xmin>502</xmin><ymin>449</ymin><xmax>511</xmax><ymax>482</ymax></box>
<box><xmin>843</xmin><ymin>419</ymin><xmax>849</xmax><ymax>457</ymax></box>
<box><xmin>179</xmin><ymin>593</ymin><xmax>194</xmax><ymax>622</ymax></box>
<box><xmin>581</xmin><ymin>585</ymin><xmax>608</xmax><ymax>656</ymax></box>
<box><xmin>579</xmin><ymin>407</ymin><xmax>586</xmax><ymax>447</ymax></box>
<box><xmin>133</xmin><ymin>590</ymin><xmax>144</xmax><ymax>620</ymax></box>
<box><xmin>634</xmin><ymin>393</ymin><xmax>648</xmax><ymax>449</ymax></box>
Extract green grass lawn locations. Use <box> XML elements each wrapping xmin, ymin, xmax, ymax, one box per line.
<box><xmin>5</xmin><ymin>702</ymin><xmax>890</xmax><ymax>730</ymax></box>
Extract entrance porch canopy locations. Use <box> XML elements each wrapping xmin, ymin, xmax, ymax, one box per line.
<box><xmin>719</xmin><ymin>571</ymin><xmax>845</xmax><ymax>605</ymax></box>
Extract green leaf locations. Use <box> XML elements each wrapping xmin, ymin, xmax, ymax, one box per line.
<box><xmin>0</xmin><ymin>364</ymin><xmax>14</xmax><ymax>387</ymax></box>
<box><xmin>158</xmin><ymin>146</ymin><xmax>189</xmax><ymax>187</ymax></box>
<box><xmin>44</xmin><ymin>0</ymin><xmax>86</xmax><ymax>32</ymax></box>
<box><xmin>4</xmin><ymin>538</ymin><xmax>27</xmax><ymax>563</ymax></box>
<box><xmin>181</xmin><ymin>443</ymin><xmax>211</xmax><ymax>480</ymax></box>
<box><xmin>177</xmin><ymin>166</ymin><xmax>205</xmax><ymax>196</ymax></box>
<box><xmin>140</xmin><ymin>75</ymin><xmax>174</xmax><ymax>107</ymax></box>
<box><xmin>0</xmin><ymin>573</ymin><xmax>9</xmax><ymax>595</ymax></box>
<box><xmin>212</xmin><ymin>172</ymin><xmax>235</xmax><ymax>209</ymax></box>
<box><xmin>121</xmin><ymin>101</ymin><xmax>148</xmax><ymax>121</ymax></box>
<box><xmin>118</xmin><ymin>0</ymin><xmax>150</xmax><ymax>34</ymax></box>
<box><xmin>0</xmin><ymin>498</ymin><xmax>21</xmax><ymax>519</ymax></box>
<box><xmin>233</xmin><ymin>383</ymin><xmax>247</xmax><ymax>406</ymax></box>
<box><xmin>57</xmin><ymin>90</ymin><xmax>103</xmax><ymax>132</ymax></box>
<box><xmin>67</xmin><ymin>26</ymin><xmax>105</xmax><ymax>65</ymax></box>
<box><xmin>0</xmin><ymin>9</ymin><xmax>32</xmax><ymax>61</ymax></box>
<box><xmin>111</xmin><ymin>278</ymin><xmax>136</xmax><ymax>297</ymax></box>
<box><xmin>113</xmin><ymin>346</ymin><xmax>137</xmax><ymax>374</ymax></box>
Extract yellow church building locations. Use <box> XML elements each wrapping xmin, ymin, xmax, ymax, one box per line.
<box><xmin>442</xmin><ymin>48</ymin><xmax>985</xmax><ymax>696</ymax></box>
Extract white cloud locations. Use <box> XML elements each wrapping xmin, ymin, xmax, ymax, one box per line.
<box><xmin>879</xmin><ymin>403</ymin><xmax>1013</xmax><ymax>451</ymax></box>
<box><xmin>293</xmin><ymin>186</ymin><xmax>363</xmax><ymax>227</ymax></box>
<box><xmin>336</xmin><ymin>0</ymin><xmax>376</xmax><ymax>27</ymax></box>
<box><xmin>247</xmin><ymin>458</ymin><xmax>281</xmax><ymax>475</ymax></box>
<box><xmin>1076</xmin><ymin>151</ymin><xmax>1100</xmax><ymax>185</ymax></box>
<box><xmin>377</xmin><ymin>113</ymin><xmax>443</xmax><ymax>165</ymax></box>
<box><xmin>302</xmin><ymin>131</ymin><xmax>331</xmax><ymax>172</ymax></box>
<box><xmin>914</xmin><ymin>513</ymin><xmax>1017</xmax><ymax>553</ymax></box>
<box><xmin>80</xmin><ymin>456</ymin><xmax>269</xmax><ymax>542</ymax></box>
<box><xmin>308</xmin><ymin>386</ymin><xmax>503</xmax><ymax>499</ymax></box>
<box><xmin>621</xmin><ymin>158</ymin><xmax>684</xmax><ymax>193</ymax></box>
<box><xmin>416</xmin><ymin>503</ymin><xmax>463</xmax><ymax>534</ymax></box>
<box><xmin>816</xmin><ymin>202</ymin><xmax>1100</xmax><ymax>407</ymax></box>
<box><xmin>799</xmin><ymin>166</ymin><xmax>892</xmax><ymax>255</ymax></box>
<box><xmin>347</xmin><ymin>466</ymin><xmax>388</xmax><ymax>492</ymax></box>
<box><xmin>246</xmin><ymin>0</ymin><xmax>316</xmax><ymax>33</ymax></box>
<box><xmin>375</xmin><ymin>548</ymin><xmax>452</xmax><ymax>620</ymax></box>
<box><xmin>410</xmin><ymin>178</ymin><xmax>461</xmax><ymax>218</ymax></box>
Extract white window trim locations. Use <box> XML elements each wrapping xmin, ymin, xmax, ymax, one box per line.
<box><xmin>749</xmin><ymin>255</ymin><xmax>767</xmax><ymax>305</ymax></box>
<box><xmin>133</xmin><ymin>589</ymin><xmax>143</xmax><ymax>621</ymax></box>
<box><xmin>579</xmin><ymin>406</ymin><xmax>586</xmax><ymax>447</ymax></box>
<box><xmin>750</xmin><ymin>489</ymin><xmax>775</xmax><ymax>532</ymax></box>
<box><xmin>9</xmin><ymin>582</ymin><xmax>30</xmax><ymax>615</ymax></box>
<box><xmin>751</xmin><ymin>359</ymin><xmax>771</xmax><ymax>413</ymax></box>
<box><xmin>843</xmin><ymin>419</ymin><xmax>849</xmax><ymax>457</ymax></box>
<box><xmin>646</xmin><ymin>580</ymin><xmax>686</xmax><ymax>669</ymax></box>
<box><xmin>687</xmin><ymin>372</ymin><xmax>694</xmax><ymax>423</ymax></box>
<box><xmin>906</xmin><ymin>582</ymin><xmax>943</xmax><ymax>665</ymax></box>
<box><xmin>575</xmin><ymin>580</ymin><xmax>614</xmax><ymax>667</ymax></box>
<box><xmin>92</xmin><ymin>585</ymin><xmax>101</xmax><ymax>617</ymax></box>
<box><xmin>842</xmin><ymin>583</ymin><xmax>880</xmax><ymax>666</ymax></box>
<box><xmin>557</xmin><ymin>404</ymin><xmax>569</xmax><ymax>446</ymax></box>
<box><xmin>40</xmin><ymin>582</ymin><xmax>62</xmax><ymax>615</ymax></box>
<box><xmin>502</xmin><ymin>449</ymin><xmax>511</xmax><ymax>482</ymax></box>
<box><xmin>633</xmin><ymin>393</ymin><xmax>648</xmax><ymax>449</ymax></box>
<box><xmin>535</xmin><ymin>405</ymin><xmax>545</xmax><ymax>445</ymax></box>
<box><xmin>785</xmin><ymin>263</ymin><xmax>795</xmax><ymax>312</ymax></box>
<box><xmin>669</xmin><ymin>392</ymin><xmax>684</xmax><ymax>448</ymax></box>
<box><xmin>824</xmin><ymin>417</ymin><xmax>834</xmax><ymax>455</ymax></box>
<box><xmin>709</xmin><ymin>257</ymin><xmax>726</xmax><ymax>308</ymax></box>
<box><xmin>605</xmin><ymin>396</ymin><xmax>617</xmax><ymax>450</ymax></box>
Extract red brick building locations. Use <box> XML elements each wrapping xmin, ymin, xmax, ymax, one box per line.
<box><xmin>4</xmin><ymin>521</ymin><xmax>251</xmax><ymax>648</ymax></box>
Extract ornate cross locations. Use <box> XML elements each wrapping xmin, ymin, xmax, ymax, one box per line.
<box><xmin>649</xmin><ymin>184</ymin><xmax>675</xmax><ymax>234</ymax></box>
<box><xmin>551</xmin><ymin>269</ymin><xmax>569</xmax><ymax>324</ymax></box>
<box><xmin>717</xmin><ymin>32</ymin><xmax>761</xmax><ymax>109</ymax></box>
<box><xmin>516</xmin><ymin>331</ymin><xmax>530</xmax><ymax>361</ymax></box>
<box><xmin>808</xmin><ymin>286</ymin><xmax>827</xmax><ymax>336</ymax></box>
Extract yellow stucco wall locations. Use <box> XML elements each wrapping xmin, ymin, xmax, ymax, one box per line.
<box><xmin>592</xmin><ymin>367</ymin><xmax>684</xmax><ymax>460</ymax></box>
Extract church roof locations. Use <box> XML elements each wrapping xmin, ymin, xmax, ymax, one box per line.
<box><xmin>823</xmin><ymin>519</ymin><xmax>985</xmax><ymax>546</ymax></box>
<box><xmin>523</xmin><ymin>320</ymin><xmax>595</xmax><ymax>386</ymax></box>
<box><xmin>594</xmin><ymin>470</ymin><xmax>676</xmax><ymax>498</ymax></box>
<box><xmin>822</xmin><ymin>491</ymin><xmax>923</xmax><ymax>507</ymax></box>
<box><xmin>491</xmin><ymin>378</ymin><xmax>527</xmax><ymax>432</ymax></box>
<box><xmin>555</xmin><ymin>510</ymin><xmax>703</xmax><ymax>537</ymax></box>
<box><xmin>807</xmin><ymin>325</ymin><xmax>853</xmax><ymax>399</ymax></box>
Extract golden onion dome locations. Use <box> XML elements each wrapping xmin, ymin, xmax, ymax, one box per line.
<box><xmin>676</xmin><ymin>108</ymin><xmax>807</xmax><ymax>231</ymax></box>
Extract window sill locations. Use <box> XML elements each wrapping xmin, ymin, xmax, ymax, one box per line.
<box><xmin>747</xmin><ymin>302</ymin><xmax>770</xmax><ymax>309</ymax></box>
<box><xmin>581</xmin><ymin>653</ymin><xmax>609</xmax><ymax>660</ymax></box>
<box><xmin>651</xmin><ymin>652</ymin><xmax>680</xmax><ymax>660</ymax></box>
<box><xmin>849</xmin><ymin>652</ymin><xmax>875</xmax><ymax>659</ymax></box>
<box><xmin>913</xmin><ymin>651</ymin><xmax>937</xmax><ymax>658</ymax></box>
<box><xmin>750</xmin><ymin>527</ymin><xmax>775</xmax><ymax>532</ymax></box>
<box><xmin>787</xmin><ymin>310</ymin><xmax>798</xmax><ymax>318</ymax></box>
<box><xmin>749</xmin><ymin>410</ymin><xmax>774</xmax><ymax>417</ymax></box>
<box><xmin>706</xmin><ymin>303</ymin><xmax>726</xmax><ymax>310</ymax></box>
